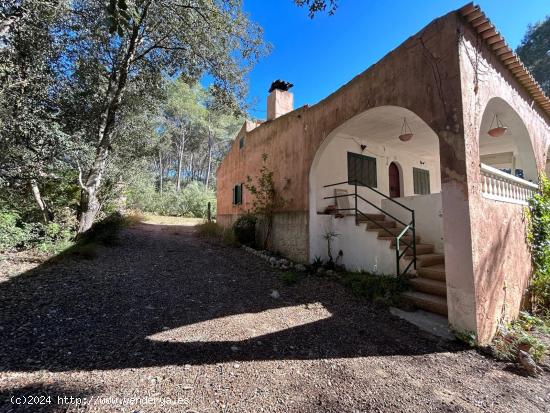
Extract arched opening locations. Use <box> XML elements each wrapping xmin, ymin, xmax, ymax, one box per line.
<box><xmin>479</xmin><ymin>97</ymin><xmax>537</xmax><ymax>182</ymax></box>
<box><xmin>389</xmin><ymin>162</ymin><xmax>401</xmax><ymax>198</ymax></box>
<box><xmin>310</xmin><ymin>106</ymin><xmax>441</xmax><ymax>215</ymax></box>
<box><xmin>308</xmin><ymin>105</ymin><xmax>443</xmax><ymax>270</ymax></box>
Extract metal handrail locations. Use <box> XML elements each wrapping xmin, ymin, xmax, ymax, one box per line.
<box><xmin>324</xmin><ymin>193</ymin><xmax>413</xmax><ymax>246</ymax></box>
<box><xmin>323</xmin><ymin>178</ymin><xmax>417</xmax><ymax>277</ymax></box>
<box><xmin>324</xmin><ymin>179</ymin><xmax>414</xmax><ymax>212</ymax></box>
<box><xmin>324</xmin><ymin>192</ymin><xmax>409</xmax><ymax>228</ymax></box>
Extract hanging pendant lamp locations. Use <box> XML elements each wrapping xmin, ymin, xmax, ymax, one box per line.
<box><xmin>487</xmin><ymin>114</ymin><xmax>508</xmax><ymax>138</ymax></box>
<box><xmin>398</xmin><ymin>117</ymin><xmax>414</xmax><ymax>142</ymax></box>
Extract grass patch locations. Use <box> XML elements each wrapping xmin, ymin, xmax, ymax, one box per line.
<box><xmin>141</xmin><ymin>214</ymin><xmax>204</xmax><ymax>226</ymax></box>
<box><xmin>196</xmin><ymin>221</ymin><xmax>237</xmax><ymax>246</ymax></box>
<box><xmin>337</xmin><ymin>272</ymin><xmax>408</xmax><ymax>306</ymax></box>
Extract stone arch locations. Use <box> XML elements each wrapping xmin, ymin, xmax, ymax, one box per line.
<box><xmin>309</xmin><ymin>105</ymin><xmax>441</xmax><ymax>216</ymax></box>
<box><xmin>478</xmin><ymin>97</ymin><xmax>538</xmax><ymax>182</ymax></box>
<box><xmin>308</xmin><ymin>105</ymin><xmax>442</xmax><ymax>265</ymax></box>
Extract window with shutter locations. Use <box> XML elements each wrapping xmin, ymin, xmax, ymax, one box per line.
<box><xmin>232</xmin><ymin>184</ymin><xmax>243</xmax><ymax>205</ymax></box>
<box><xmin>413</xmin><ymin>168</ymin><xmax>430</xmax><ymax>195</ymax></box>
<box><xmin>347</xmin><ymin>152</ymin><xmax>377</xmax><ymax>187</ymax></box>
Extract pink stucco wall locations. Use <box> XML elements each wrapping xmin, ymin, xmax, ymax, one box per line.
<box><xmin>459</xmin><ymin>23</ymin><xmax>550</xmax><ymax>343</ymax></box>
<box><xmin>217</xmin><ymin>11</ymin><xmax>466</xmax><ymax>228</ymax></box>
<box><xmin>217</xmin><ymin>7</ymin><xmax>550</xmax><ymax>343</ymax></box>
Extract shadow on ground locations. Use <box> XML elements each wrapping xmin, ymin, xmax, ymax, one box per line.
<box><xmin>0</xmin><ymin>222</ymin><xmax>463</xmax><ymax>374</ymax></box>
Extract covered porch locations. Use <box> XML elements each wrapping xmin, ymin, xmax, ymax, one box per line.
<box><xmin>309</xmin><ymin>105</ymin><xmax>444</xmax><ymax>275</ymax></box>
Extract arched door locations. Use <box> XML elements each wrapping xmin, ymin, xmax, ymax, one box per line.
<box><xmin>389</xmin><ymin>162</ymin><xmax>401</xmax><ymax>198</ymax></box>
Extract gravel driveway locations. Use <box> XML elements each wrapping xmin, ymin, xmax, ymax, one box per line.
<box><xmin>0</xmin><ymin>222</ymin><xmax>548</xmax><ymax>412</ymax></box>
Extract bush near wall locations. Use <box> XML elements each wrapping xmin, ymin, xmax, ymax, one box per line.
<box><xmin>527</xmin><ymin>174</ymin><xmax>550</xmax><ymax>313</ymax></box>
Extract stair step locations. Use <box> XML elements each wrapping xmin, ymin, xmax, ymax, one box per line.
<box><xmin>367</xmin><ymin>226</ymin><xmax>408</xmax><ymax>235</ymax></box>
<box><xmin>390</xmin><ymin>243</ymin><xmax>434</xmax><ymax>255</ymax></box>
<box><xmin>402</xmin><ymin>291</ymin><xmax>448</xmax><ymax>316</ymax></box>
<box><xmin>405</xmin><ymin>253</ymin><xmax>444</xmax><ymax>267</ymax></box>
<box><xmin>366</xmin><ymin>220</ymin><xmax>396</xmax><ymax>229</ymax></box>
<box><xmin>418</xmin><ymin>264</ymin><xmax>446</xmax><ymax>281</ymax></box>
<box><xmin>379</xmin><ymin>235</ymin><xmax>421</xmax><ymax>245</ymax></box>
<box><xmin>357</xmin><ymin>213</ymin><xmax>385</xmax><ymax>222</ymax></box>
<box><xmin>409</xmin><ymin>277</ymin><xmax>446</xmax><ymax>297</ymax></box>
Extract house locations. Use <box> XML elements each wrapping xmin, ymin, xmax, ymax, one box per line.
<box><xmin>216</xmin><ymin>3</ymin><xmax>550</xmax><ymax>344</ymax></box>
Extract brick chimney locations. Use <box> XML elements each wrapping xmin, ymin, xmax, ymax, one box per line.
<box><xmin>267</xmin><ymin>80</ymin><xmax>293</xmax><ymax>120</ymax></box>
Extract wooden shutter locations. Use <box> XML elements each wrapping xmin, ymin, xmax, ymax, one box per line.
<box><xmin>347</xmin><ymin>152</ymin><xmax>376</xmax><ymax>187</ymax></box>
<box><xmin>233</xmin><ymin>184</ymin><xmax>243</xmax><ymax>205</ymax></box>
<box><xmin>413</xmin><ymin>168</ymin><xmax>430</xmax><ymax>195</ymax></box>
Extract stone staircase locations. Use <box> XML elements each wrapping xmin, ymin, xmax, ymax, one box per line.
<box><xmin>358</xmin><ymin>213</ymin><xmax>448</xmax><ymax>316</ymax></box>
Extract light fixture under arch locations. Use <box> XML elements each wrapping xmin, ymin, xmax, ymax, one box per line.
<box><xmin>487</xmin><ymin>114</ymin><xmax>508</xmax><ymax>138</ymax></box>
<box><xmin>398</xmin><ymin>117</ymin><xmax>414</xmax><ymax>142</ymax></box>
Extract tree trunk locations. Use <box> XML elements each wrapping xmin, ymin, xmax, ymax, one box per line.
<box><xmin>158</xmin><ymin>149</ymin><xmax>164</xmax><ymax>194</ymax></box>
<box><xmin>76</xmin><ymin>3</ymin><xmax>152</xmax><ymax>234</ymax></box>
<box><xmin>78</xmin><ymin>187</ymin><xmax>101</xmax><ymax>236</ymax></box>
<box><xmin>176</xmin><ymin>130</ymin><xmax>185</xmax><ymax>191</ymax></box>
<box><xmin>30</xmin><ymin>178</ymin><xmax>52</xmax><ymax>223</ymax></box>
<box><xmin>205</xmin><ymin>132</ymin><xmax>213</xmax><ymax>189</ymax></box>
<box><xmin>77</xmin><ymin>144</ymin><xmax>110</xmax><ymax>234</ymax></box>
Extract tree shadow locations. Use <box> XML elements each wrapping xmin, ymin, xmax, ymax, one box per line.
<box><xmin>0</xmin><ymin>222</ymin><xmax>464</xmax><ymax>374</ymax></box>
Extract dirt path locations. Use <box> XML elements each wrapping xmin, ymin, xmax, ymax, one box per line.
<box><xmin>0</xmin><ymin>222</ymin><xmax>548</xmax><ymax>412</ymax></box>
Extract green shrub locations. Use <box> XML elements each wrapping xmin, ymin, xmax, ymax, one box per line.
<box><xmin>0</xmin><ymin>209</ymin><xmax>76</xmax><ymax>253</ymax></box>
<box><xmin>453</xmin><ymin>330</ymin><xmax>477</xmax><ymax>347</ymax></box>
<box><xmin>492</xmin><ymin>317</ymin><xmax>548</xmax><ymax>363</ymax></box>
<box><xmin>197</xmin><ymin>221</ymin><xmax>237</xmax><ymax>246</ymax></box>
<box><xmin>0</xmin><ymin>211</ymin><xmax>29</xmax><ymax>251</ymax></box>
<box><xmin>126</xmin><ymin>180</ymin><xmax>216</xmax><ymax>218</ymax></box>
<box><xmin>527</xmin><ymin>174</ymin><xmax>550</xmax><ymax>312</ymax></box>
<box><xmin>232</xmin><ymin>214</ymin><xmax>257</xmax><ymax>245</ymax></box>
<box><xmin>339</xmin><ymin>272</ymin><xmax>408</xmax><ymax>306</ymax></box>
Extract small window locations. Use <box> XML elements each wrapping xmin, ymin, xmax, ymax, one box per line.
<box><xmin>232</xmin><ymin>184</ymin><xmax>243</xmax><ymax>205</ymax></box>
<box><xmin>413</xmin><ymin>168</ymin><xmax>430</xmax><ymax>195</ymax></box>
<box><xmin>347</xmin><ymin>152</ymin><xmax>377</xmax><ymax>187</ymax></box>
<box><xmin>239</xmin><ymin>136</ymin><xmax>245</xmax><ymax>149</ymax></box>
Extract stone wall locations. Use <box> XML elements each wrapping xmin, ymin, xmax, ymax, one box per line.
<box><xmin>218</xmin><ymin>212</ymin><xmax>309</xmax><ymax>263</ymax></box>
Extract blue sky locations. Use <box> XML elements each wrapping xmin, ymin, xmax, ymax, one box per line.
<box><xmin>242</xmin><ymin>0</ymin><xmax>549</xmax><ymax>119</ymax></box>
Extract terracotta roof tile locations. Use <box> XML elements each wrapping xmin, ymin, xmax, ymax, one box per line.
<box><xmin>459</xmin><ymin>2</ymin><xmax>550</xmax><ymax>118</ymax></box>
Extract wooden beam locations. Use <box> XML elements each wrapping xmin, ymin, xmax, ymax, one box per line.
<box><xmin>459</xmin><ymin>3</ymin><xmax>477</xmax><ymax>16</ymax></box>
<box><xmin>476</xmin><ymin>22</ymin><xmax>493</xmax><ymax>32</ymax></box>
<box><xmin>470</xmin><ymin>16</ymin><xmax>487</xmax><ymax>28</ymax></box>
<box><xmin>500</xmin><ymin>52</ymin><xmax>515</xmax><ymax>60</ymax></box>
<box><xmin>466</xmin><ymin>10</ymin><xmax>483</xmax><ymax>22</ymax></box>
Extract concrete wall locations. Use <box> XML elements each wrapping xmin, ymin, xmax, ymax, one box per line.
<box><xmin>459</xmin><ymin>22</ymin><xmax>550</xmax><ymax>344</ymax></box>
<box><xmin>381</xmin><ymin>193</ymin><xmax>444</xmax><ymax>253</ymax></box>
<box><xmin>310</xmin><ymin>214</ymin><xmax>398</xmax><ymax>274</ymax></box>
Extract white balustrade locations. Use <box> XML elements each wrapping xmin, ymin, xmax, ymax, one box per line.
<box><xmin>480</xmin><ymin>163</ymin><xmax>538</xmax><ymax>205</ymax></box>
